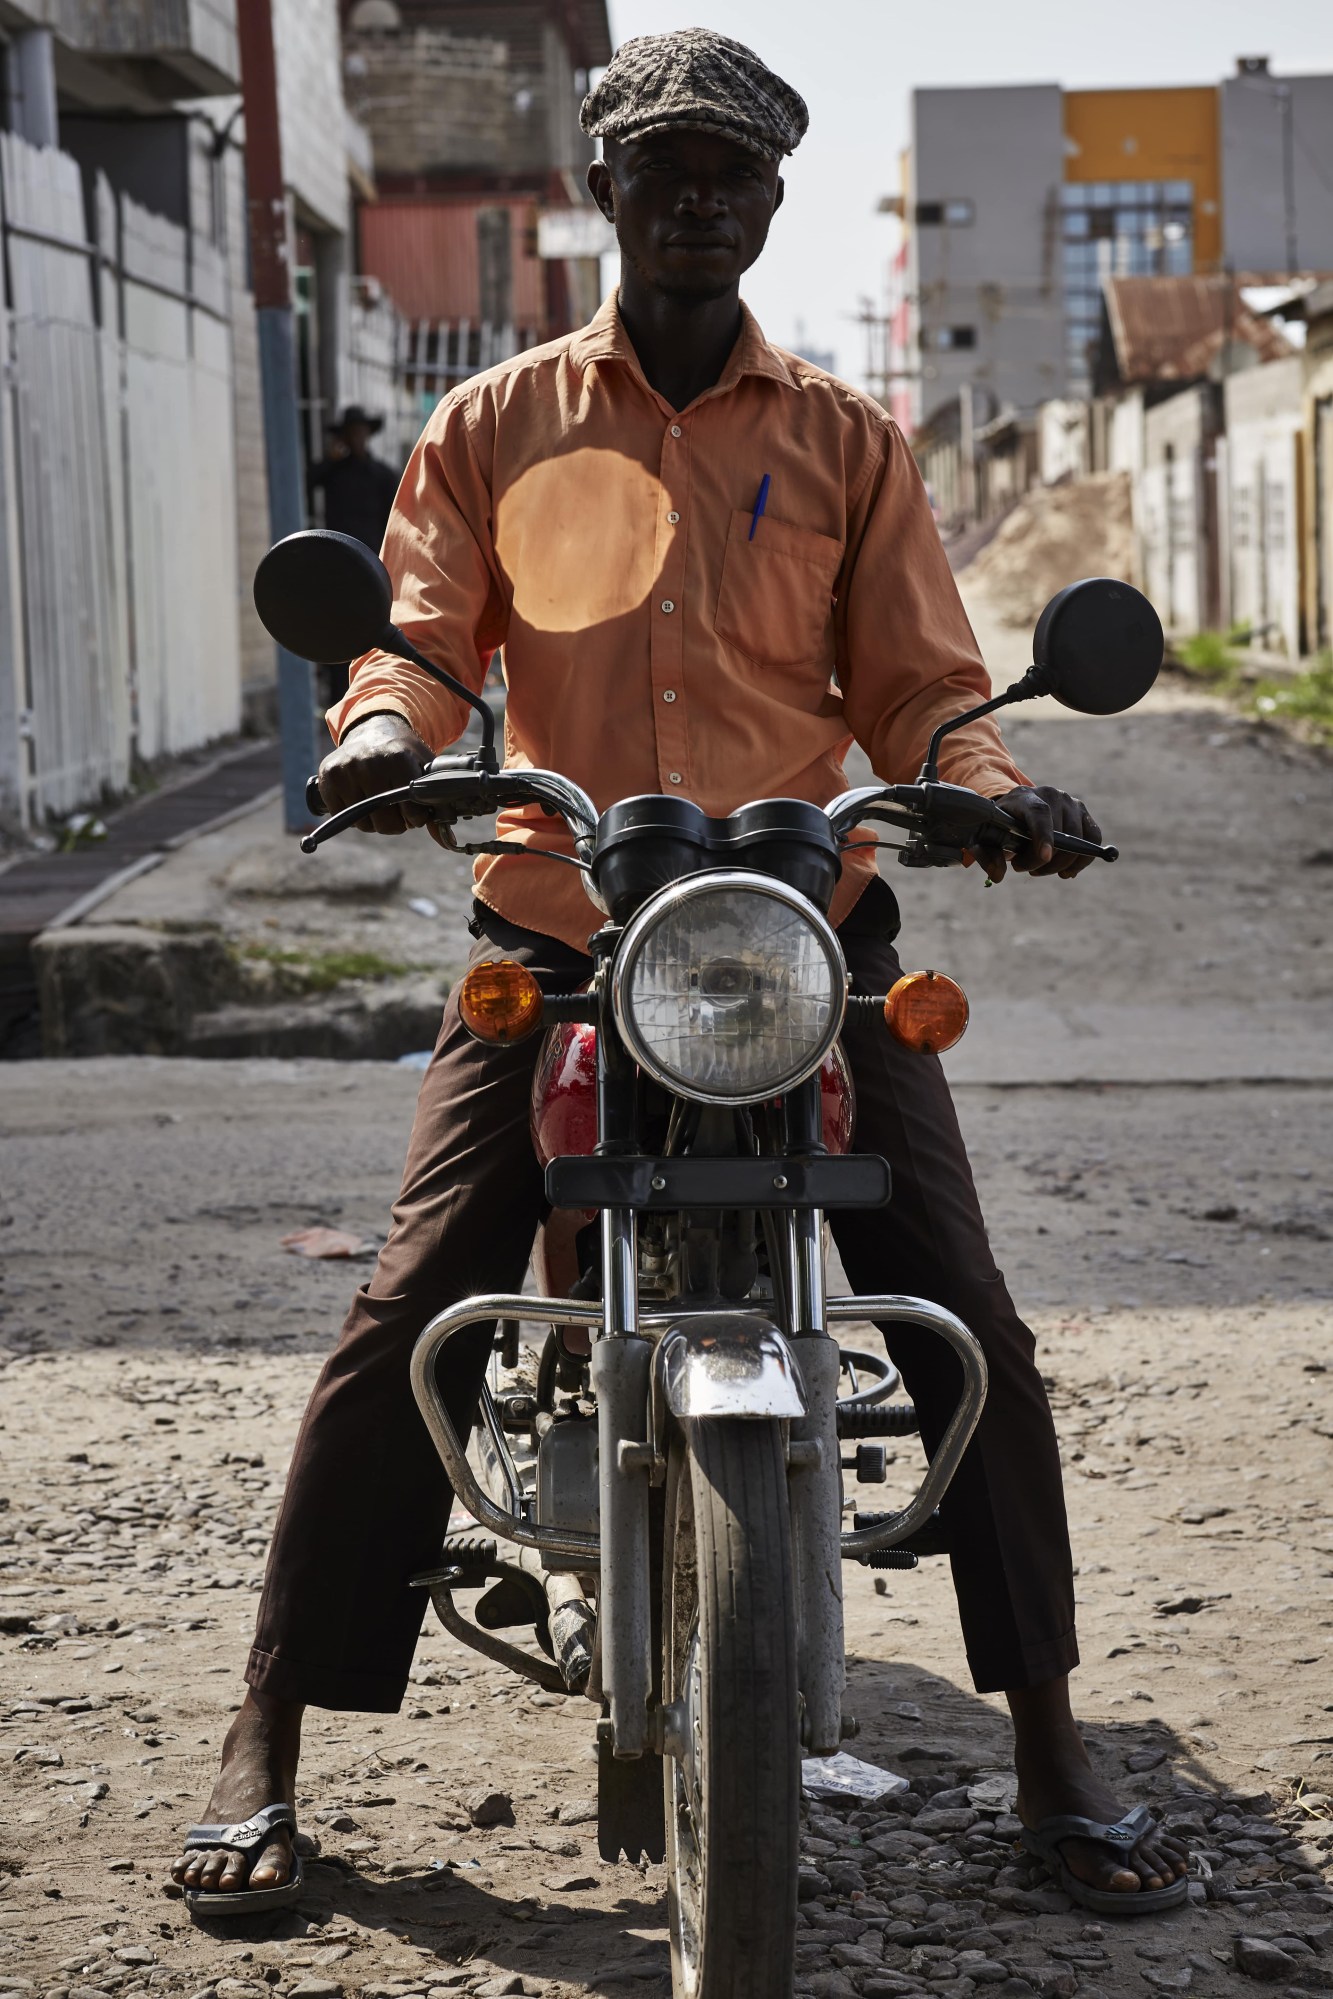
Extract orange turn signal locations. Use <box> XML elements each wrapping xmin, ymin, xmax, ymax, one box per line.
<box><xmin>458</xmin><ymin>959</ymin><xmax>544</xmax><ymax>1043</ymax></box>
<box><xmin>884</xmin><ymin>970</ymin><xmax>969</xmax><ymax>1055</ymax></box>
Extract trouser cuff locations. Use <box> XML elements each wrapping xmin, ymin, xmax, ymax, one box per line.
<box><xmin>966</xmin><ymin>1624</ymin><xmax>1080</xmax><ymax>1696</ymax></box>
<box><xmin>246</xmin><ymin>1644</ymin><xmax>408</xmax><ymax>1714</ymax></box>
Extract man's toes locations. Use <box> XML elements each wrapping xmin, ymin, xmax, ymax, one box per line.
<box><xmin>219</xmin><ymin>1851</ymin><xmax>252</xmax><ymax>1893</ymax></box>
<box><xmin>249</xmin><ymin>1836</ymin><xmax>290</xmax><ymax>1888</ymax></box>
<box><xmin>1063</xmin><ymin>1839</ymin><xmax>1139</xmax><ymax>1892</ymax></box>
<box><xmin>1135</xmin><ymin>1836</ymin><xmax>1189</xmax><ymax>1887</ymax></box>
<box><xmin>176</xmin><ymin>1849</ymin><xmax>203</xmax><ymax>1887</ymax></box>
<box><xmin>198</xmin><ymin>1850</ymin><xmax>231</xmax><ymax>1892</ymax></box>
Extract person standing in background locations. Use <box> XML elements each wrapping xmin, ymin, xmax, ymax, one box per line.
<box><xmin>311</xmin><ymin>405</ymin><xmax>399</xmax><ymax>552</ymax></box>
<box><xmin>309</xmin><ymin>407</ymin><xmax>401</xmax><ymax>700</ymax></box>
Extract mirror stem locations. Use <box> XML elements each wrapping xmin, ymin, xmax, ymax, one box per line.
<box><xmin>918</xmin><ymin>663</ymin><xmax>1055</xmax><ymax>783</ymax></box>
<box><xmin>380</xmin><ymin>624</ymin><xmax>500</xmax><ymax>773</ymax></box>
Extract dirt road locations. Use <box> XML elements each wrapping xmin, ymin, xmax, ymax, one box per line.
<box><xmin>1</xmin><ymin>580</ymin><xmax>1330</xmax><ymax>1999</ymax></box>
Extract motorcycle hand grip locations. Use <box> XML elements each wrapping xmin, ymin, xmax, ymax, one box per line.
<box><xmin>1050</xmin><ymin>830</ymin><xmax>1119</xmax><ymax>863</ymax></box>
<box><xmin>306</xmin><ymin>775</ymin><xmax>326</xmax><ymax>818</ymax></box>
<box><xmin>988</xmin><ymin>804</ymin><xmax>1118</xmax><ymax>864</ymax></box>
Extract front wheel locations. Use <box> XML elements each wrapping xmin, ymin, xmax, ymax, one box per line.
<box><xmin>662</xmin><ymin>1418</ymin><xmax>799</xmax><ymax>1999</ymax></box>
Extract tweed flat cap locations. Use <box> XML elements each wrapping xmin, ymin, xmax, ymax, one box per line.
<box><xmin>580</xmin><ymin>29</ymin><xmax>808</xmax><ymax>163</ymax></box>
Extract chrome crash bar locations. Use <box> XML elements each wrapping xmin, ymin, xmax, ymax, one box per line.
<box><xmin>410</xmin><ymin>1294</ymin><xmax>603</xmax><ymax>1562</ymax></box>
<box><xmin>829</xmin><ymin>1296</ymin><xmax>988</xmax><ymax>1558</ymax></box>
<box><xmin>410</xmin><ymin>1291</ymin><xmax>987</xmax><ymax>1568</ymax></box>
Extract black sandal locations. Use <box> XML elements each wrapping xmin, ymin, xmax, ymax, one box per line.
<box><xmin>180</xmin><ymin>1801</ymin><xmax>303</xmax><ymax>1918</ymax></box>
<box><xmin>1021</xmin><ymin>1803</ymin><xmax>1188</xmax><ymax>1916</ymax></box>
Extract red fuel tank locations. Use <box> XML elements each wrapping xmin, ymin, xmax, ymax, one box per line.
<box><xmin>530</xmin><ymin>1023</ymin><xmax>855</xmax><ymax>1164</ymax></box>
<box><xmin>819</xmin><ymin>1040</ymin><xmax>855</xmax><ymax>1155</ymax></box>
<box><xmin>530</xmin><ymin>1020</ymin><xmax>600</xmax><ymax>1169</ymax></box>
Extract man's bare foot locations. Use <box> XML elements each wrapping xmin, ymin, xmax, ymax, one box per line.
<box><xmin>1008</xmin><ymin>1677</ymin><xmax>1188</xmax><ymax>1896</ymax></box>
<box><xmin>171</xmin><ymin>1691</ymin><xmax>304</xmax><ymax>1895</ymax></box>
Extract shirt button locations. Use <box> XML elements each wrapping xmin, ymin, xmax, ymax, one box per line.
<box><xmin>668</xmin><ymin>772</ymin><xmax>682</xmax><ymax>784</ymax></box>
<box><xmin>660</xmin><ymin>599</ymin><xmax>675</xmax><ymax>614</ymax></box>
<box><xmin>669</xmin><ymin>424</ymin><xmax>682</xmax><ymax>437</ymax></box>
<box><xmin>662</xmin><ymin>689</ymin><xmax>676</xmax><ymax>703</ymax></box>
<box><xmin>667</xmin><ymin>510</ymin><xmax>680</xmax><ymax>525</ymax></box>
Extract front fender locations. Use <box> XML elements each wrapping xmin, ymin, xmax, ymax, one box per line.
<box><xmin>657</xmin><ymin>1317</ymin><xmax>808</xmax><ymax>1421</ymax></box>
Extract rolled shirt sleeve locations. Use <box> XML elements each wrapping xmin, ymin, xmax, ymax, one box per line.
<box><xmin>836</xmin><ymin>423</ymin><xmax>1029</xmax><ymax>797</ymax></box>
<box><xmin>327</xmin><ymin>401</ymin><xmax>508</xmax><ymax>749</ymax></box>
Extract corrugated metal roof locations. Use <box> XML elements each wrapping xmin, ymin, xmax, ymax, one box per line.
<box><xmin>1103</xmin><ymin>276</ymin><xmax>1292</xmax><ymax>384</ymax></box>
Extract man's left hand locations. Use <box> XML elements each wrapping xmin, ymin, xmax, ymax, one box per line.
<box><xmin>979</xmin><ymin>785</ymin><xmax>1103</xmax><ymax>882</ymax></box>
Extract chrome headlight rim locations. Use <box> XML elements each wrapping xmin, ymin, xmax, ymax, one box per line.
<box><xmin>610</xmin><ymin>868</ymin><xmax>848</xmax><ymax>1107</ymax></box>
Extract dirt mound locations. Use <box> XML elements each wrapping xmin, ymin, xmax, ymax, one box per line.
<box><xmin>962</xmin><ymin>472</ymin><xmax>1135</xmax><ymax>628</ymax></box>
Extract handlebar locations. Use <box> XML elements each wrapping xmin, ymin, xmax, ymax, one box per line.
<box><xmin>299</xmin><ymin>757</ymin><xmax>600</xmax><ymax>862</ymax></box>
<box><xmin>303</xmin><ymin>769</ymin><xmax>1118</xmax><ymax>870</ymax></box>
<box><xmin>827</xmin><ymin>781</ymin><xmax>1118</xmax><ymax>866</ymax></box>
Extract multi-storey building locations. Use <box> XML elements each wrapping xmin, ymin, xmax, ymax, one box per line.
<box><xmin>888</xmin><ymin>58</ymin><xmax>1333</xmax><ymax>432</ymax></box>
<box><xmin>342</xmin><ymin>0</ymin><xmax>613</xmax><ymax>351</ymax></box>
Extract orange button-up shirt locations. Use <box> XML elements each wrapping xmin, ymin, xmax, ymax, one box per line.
<box><xmin>330</xmin><ymin>294</ymin><xmax>1027</xmax><ymax>953</ymax></box>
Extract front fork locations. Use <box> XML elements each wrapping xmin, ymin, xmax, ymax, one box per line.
<box><xmin>783</xmin><ymin>1077</ymin><xmax>847</xmax><ymax>1756</ymax></box>
<box><xmin>781</xmin><ymin>1174</ymin><xmax>847</xmax><ymax>1757</ymax></box>
<box><xmin>583</xmin><ymin>1065</ymin><xmax>851</xmax><ymax>1763</ymax></box>
<box><xmin>592</xmin><ymin>1210</ymin><xmax>654</xmax><ymax>1758</ymax></box>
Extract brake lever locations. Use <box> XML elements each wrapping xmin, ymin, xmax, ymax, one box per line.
<box><xmin>300</xmin><ymin>754</ymin><xmax>501</xmax><ymax>853</ymax></box>
<box><xmin>299</xmin><ymin>785</ymin><xmax>417</xmax><ymax>852</ymax></box>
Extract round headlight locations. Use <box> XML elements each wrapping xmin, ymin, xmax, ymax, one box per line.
<box><xmin>611</xmin><ymin>871</ymin><xmax>846</xmax><ymax>1105</ymax></box>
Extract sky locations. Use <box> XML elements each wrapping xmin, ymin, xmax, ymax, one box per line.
<box><xmin>603</xmin><ymin>0</ymin><xmax>1333</xmax><ymax>383</ymax></box>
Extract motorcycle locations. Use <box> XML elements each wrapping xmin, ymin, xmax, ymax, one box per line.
<box><xmin>253</xmin><ymin>532</ymin><xmax>1163</xmax><ymax>1999</ymax></box>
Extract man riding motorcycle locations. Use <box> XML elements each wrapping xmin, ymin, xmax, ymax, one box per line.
<box><xmin>174</xmin><ymin>27</ymin><xmax>1187</xmax><ymax>1921</ymax></box>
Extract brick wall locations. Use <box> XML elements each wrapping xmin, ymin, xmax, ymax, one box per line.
<box><xmin>344</xmin><ymin>28</ymin><xmax>514</xmax><ymax>177</ymax></box>
<box><xmin>343</xmin><ymin>4</ymin><xmax>595</xmax><ymax>180</ymax></box>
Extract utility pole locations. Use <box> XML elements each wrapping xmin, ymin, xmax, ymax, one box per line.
<box><xmin>236</xmin><ymin>0</ymin><xmax>317</xmax><ymax>833</ymax></box>
<box><xmin>1277</xmin><ymin>83</ymin><xmax>1298</xmax><ymax>276</ymax></box>
<box><xmin>958</xmin><ymin>383</ymin><xmax>977</xmax><ymax>524</ymax></box>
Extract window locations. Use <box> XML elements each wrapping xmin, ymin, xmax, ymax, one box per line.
<box><xmin>1059</xmin><ymin>177</ymin><xmax>1194</xmax><ymax>395</ymax></box>
<box><xmin>920</xmin><ymin>325</ymin><xmax>977</xmax><ymax>351</ymax></box>
<box><xmin>914</xmin><ymin>199</ymin><xmax>974</xmax><ymax>226</ymax></box>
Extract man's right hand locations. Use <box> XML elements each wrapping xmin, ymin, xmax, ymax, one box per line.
<box><xmin>317</xmin><ymin>712</ymin><xmax>434</xmax><ymax>835</ymax></box>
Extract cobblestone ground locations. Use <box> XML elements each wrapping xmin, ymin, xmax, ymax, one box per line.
<box><xmin>1</xmin><ymin>1063</ymin><xmax>1329</xmax><ymax>1999</ymax></box>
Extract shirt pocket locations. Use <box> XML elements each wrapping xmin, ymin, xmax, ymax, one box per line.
<box><xmin>714</xmin><ymin>509</ymin><xmax>844</xmax><ymax>669</ymax></box>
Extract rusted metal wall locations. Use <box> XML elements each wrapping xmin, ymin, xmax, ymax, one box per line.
<box><xmin>359</xmin><ymin>196</ymin><xmax>546</xmax><ymax>327</ymax></box>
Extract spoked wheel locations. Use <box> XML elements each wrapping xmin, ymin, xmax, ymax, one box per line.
<box><xmin>662</xmin><ymin>1418</ymin><xmax>799</xmax><ymax>1999</ymax></box>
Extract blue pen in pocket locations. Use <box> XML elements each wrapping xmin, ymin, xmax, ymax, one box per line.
<box><xmin>748</xmin><ymin>473</ymin><xmax>771</xmax><ymax>540</ymax></box>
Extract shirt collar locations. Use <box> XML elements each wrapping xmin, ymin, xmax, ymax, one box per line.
<box><xmin>569</xmin><ymin>292</ymin><xmax>800</xmax><ymax>398</ymax></box>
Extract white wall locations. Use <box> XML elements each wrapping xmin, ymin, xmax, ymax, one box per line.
<box><xmin>1222</xmin><ymin>355</ymin><xmax>1304</xmax><ymax>657</ymax></box>
<box><xmin>1140</xmin><ymin>387</ymin><xmax>1213</xmax><ymax>637</ymax></box>
<box><xmin>1039</xmin><ymin>400</ymin><xmax>1090</xmax><ymax>485</ymax></box>
<box><xmin>273</xmin><ymin>0</ymin><xmax>348</xmax><ymax>235</ymax></box>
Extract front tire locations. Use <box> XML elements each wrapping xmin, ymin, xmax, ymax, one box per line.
<box><xmin>662</xmin><ymin>1418</ymin><xmax>799</xmax><ymax>1999</ymax></box>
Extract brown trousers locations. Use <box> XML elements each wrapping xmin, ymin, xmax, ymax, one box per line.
<box><xmin>247</xmin><ymin>881</ymin><xmax>1077</xmax><ymax>1709</ymax></box>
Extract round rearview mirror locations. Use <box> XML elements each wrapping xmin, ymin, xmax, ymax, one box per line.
<box><xmin>253</xmin><ymin>530</ymin><xmax>393</xmax><ymax>664</ymax></box>
<box><xmin>1031</xmin><ymin>577</ymin><xmax>1163</xmax><ymax>716</ymax></box>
